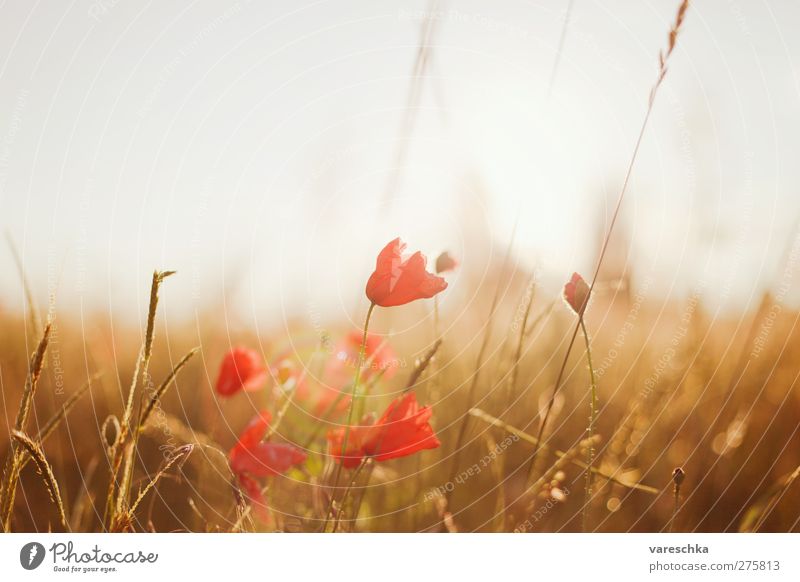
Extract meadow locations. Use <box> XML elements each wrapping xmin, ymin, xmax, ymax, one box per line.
<box><xmin>2</xmin><ymin>0</ymin><xmax>799</xmax><ymax>534</ymax></box>
<box><xmin>1</xmin><ymin>231</ymin><xmax>799</xmax><ymax>533</ymax></box>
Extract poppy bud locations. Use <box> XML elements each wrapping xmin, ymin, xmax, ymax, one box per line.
<box><xmin>435</xmin><ymin>251</ymin><xmax>459</xmax><ymax>274</ymax></box>
<box><xmin>672</xmin><ymin>467</ymin><xmax>685</xmax><ymax>487</ymax></box>
<box><xmin>563</xmin><ymin>272</ymin><xmax>590</xmax><ymax>316</ymax></box>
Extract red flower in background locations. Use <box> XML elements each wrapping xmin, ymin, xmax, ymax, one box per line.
<box><xmin>236</xmin><ymin>473</ymin><xmax>272</xmax><ymax>524</ymax></box>
<box><xmin>215</xmin><ymin>347</ymin><xmax>267</xmax><ymax>397</ymax></box>
<box><xmin>563</xmin><ymin>272</ymin><xmax>590</xmax><ymax>317</ymax></box>
<box><xmin>229</xmin><ymin>410</ymin><xmax>307</xmax><ymax>478</ymax></box>
<box><xmin>366</xmin><ymin>238</ymin><xmax>448</xmax><ymax>307</ymax></box>
<box><xmin>228</xmin><ymin>410</ymin><xmax>306</xmax><ymax>525</ymax></box>
<box><xmin>314</xmin><ymin>331</ymin><xmax>397</xmax><ymax>417</ymax></box>
<box><xmin>327</xmin><ymin>331</ymin><xmax>398</xmax><ymax>383</ymax></box>
<box><xmin>435</xmin><ymin>251</ymin><xmax>459</xmax><ymax>274</ymax></box>
<box><xmin>327</xmin><ymin>392</ymin><xmax>440</xmax><ymax>468</ymax></box>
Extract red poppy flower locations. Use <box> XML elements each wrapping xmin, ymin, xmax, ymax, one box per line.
<box><xmin>365</xmin><ymin>238</ymin><xmax>448</xmax><ymax>307</ymax></box>
<box><xmin>229</xmin><ymin>410</ymin><xmax>307</xmax><ymax>478</ymax></box>
<box><xmin>435</xmin><ymin>251</ymin><xmax>459</xmax><ymax>274</ymax></box>
<box><xmin>327</xmin><ymin>392</ymin><xmax>440</xmax><ymax>468</ymax></box>
<box><xmin>215</xmin><ymin>347</ymin><xmax>268</xmax><ymax>397</ymax></box>
<box><xmin>563</xmin><ymin>272</ymin><xmax>590</xmax><ymax>317</ymax></box>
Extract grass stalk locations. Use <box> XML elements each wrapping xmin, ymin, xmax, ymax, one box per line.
<box><xmin>128</xmin><ymin>445</ymin><xmax>194</xmax><ymax>518</ymax></box>
<box><xmin>331</xmin><ymin>457</ymin><xmax>370</xmax><ymax>532</ymax></box>
<box><xmin>11</xmin><ymin>430</ymin><xmax>69</xmax><ymax>531</ymax></box>
<box><xmin>138</xmin><ymin>347</ymin><xmax>198</xmax><ymax>429</ymax></box>
<box><xmin>528</xmin><ymin>0</ymin><xmax>689</xmax><ymax>485</ymax></box>
<box><xmin>669</xmin><ymin>467</ymin><xmax>685</xmax><ymax>533</ymax></box>
<box><xmin>507</xmin><ymin>278</ymin><xmax>536</xmax><ymax>400</ymax></box>
<box><xmin>469</xmin><ymin>408</ymin><xmax>657</xmax><ymax>494</ymax></box>
<box><xmin>444</xmin><ymin>220</ymin><xmax>519</xmax><ymax>511</ymax></box>
<box><xmin>0</xmin><ymin>323</ymin><xmax>52</xmax><ymax>531</ymax></box>
<box><xmin>105</xmin><ymin>270</ymin><xmax>175</xmax><ymax>529</ymax></box>
<box><xmin>580</xmin><ymin>318</ymin><xmax>598</xmax><ymax>532</ymax></box>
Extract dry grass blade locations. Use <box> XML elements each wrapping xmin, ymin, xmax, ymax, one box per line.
<box><xmin>0</xmin><ymin>323</ymin><xmax>52</xmax><ymax>530</ymax></box>
<box><xmin>531</xmin><ymin>0</ymin><xmax>690</xmax><ymax>482</ymax></box>
<box><xmin>105</xmin><ymin>270</ymin><xmax>175</xmax><ymax>528</ymax></box>
<box><xmin>469</xmin><ymin>408</ymin><xmax>658</xmax><ymax>494</ymax></box>
<box><xmin>5</xmin><ymin>232</ymin><xmax>43</xmax><ymax>334</ymax></box>
<box><xmin>10</xmin><ymin>431</ymin><xmax>69</xmax><ymax>531</ymax></box>
<box><xmin>508</xmin><ymin>278</ymin><xmax>536</xmax><ymax>398</ymax></box>
<box><xmin>142</xmin><ymin>412</ymin><xmax>222</xmax><ymax>451</ymax></box>
<box><xmin>739</xmin><ymin>464</ymin><xmax>800</xmax><ymax>532</ymax></box>
<box><xmin>128</xmin><ymin>444</ymin><xmax>194</xmax><ymax>517</ymax></box>
<box><xmin>139</xmin><ymin>347</ymin><xmax>199</xmax><ymax>428</ymax></box>
<box><xmin>546</xmin><ymin>0</ymin><xmax>576</xmax><ymax>99</ymax></box>
<box><xmin>11</xmin><ymin>324</ymin><xmax>52</xmax><ymax>435</ymax></box>
<box><xmin>522</xmin><ymin>434</ymin><xmax>602</xmax><ymax>530</ymax></box>
<box><xmin>230</xmin><ymin>479</ymin><xmax>261</xmax><ymax>533</ymax></box>
<box><xmin>70</xmin><ymin>456</ymin><xmax>100</xmax><ymax>532</ymax></box>
<box><xmin>36</xmin><ymin>373</ymin><xmax>100</xmax><ymax>443</ymax></box>
<box><xmin>14</xmin><ymin>373</ymin><xmax>101</xmax><ymax>475</ymax></box>
<box><xmin>529</xmin><ymin>434</ymin><xmax>602</xmax><ymax>497</ymax></box>
<box><xmin>445</xmin><ymin>220</ymin><xmax>519</xmax><ymax>508</ymax></box>
<box><xmin>404</xmin><ymin>339</ymin><xmax>442</xmax><ymax>392</ymax></box>
<box><xmin>380</xmin><ymin>0</ymin><xmax>442</xmax><ymax>210</ymax></box>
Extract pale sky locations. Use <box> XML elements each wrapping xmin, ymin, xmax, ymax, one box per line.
<box><xmin>1</xmin><ymin>0</ymin><xmax>799</xmax><ymax>327</ymax></box>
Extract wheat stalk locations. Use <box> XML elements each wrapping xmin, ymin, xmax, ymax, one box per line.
<box><xmin>104</xmin><ymin>270</ymin><xmax>175</xmax><ymax>529</ymax></box>
<box><xmin>11</xmin><ymin>431</ymin><xmax>69</xmax><ymax>531</ymax></box>
<box><xmin>0</xmin><ymin>323</ymin><xmax>52</xmax><ymax>531</ymax></box>
<box><xmin>405</xmin><ymin>338</ymin><xmax>442</xmax><ymax>392</ymax></box>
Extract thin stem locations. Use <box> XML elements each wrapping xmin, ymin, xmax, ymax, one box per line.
<box><xmin>444</xmin><ymin>219</ymin><xmax>519</xmax><ymax>511</ymax></box>
<box><xmin>324</xmin><ymin>302</ymin><xmax>376</xmax><ymax>529</ymax></box>
<box><xmin>331</xmin><ymin>457</ymin><xmax>369</xmax><ymax>532</ymax></box>
<box><xmin>469</xmin><ymin>408</ymin><xmax>658</xmax><ymax>494</ymax></box>
<box><xmin>528</xmin><ymin>46</ymin><xmax>665</xmax><ymax>487</ymax></box>
<box><xmin>508</xmin><ymin>278</ymin><xmax>536</xmax><ymax>400</ymax></box>
<box><xmin>349</xmin><ymin>459</ymin><xmax>376</xmax><ymax>528</ymax></box>
<box><xmin>546</xmin><ymin>0</ymin><xmax>576</xmax><ymax>101</ymax></box>
<box><xmin>301</xmin><ymin>370</ymin><xmax>386</xmax><ymax>450</ymax></box>
<box><xmin>580</xmin><ymin>317</ymin><xmax>597</xmax><ymax>532</ymax></box>
<box><xmin>669</xmin><ymin>483</ymin><xmax>682</xmax><ymax>533</ymax></box>
<box><xmin>427</xmin><ymin>295</ymin><xmax>443</xmax><ymax>405</ymax></box>
<box><xmin>380</xmin><ymin>0</ymin><xmax>441</xmax><ymax>211</ymax></box>
<box><xmin>526</xmin><ymin>1</ymin><xmax>690</xmax><ymax>485</ymax></box>
<box><xmin>433</xmin><ymin>294</ymin><xmax>441</xmax><ymax>341</ymax></box>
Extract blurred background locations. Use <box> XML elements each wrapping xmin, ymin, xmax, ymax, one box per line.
<box><xmin>0</xmin><ymin>0</ymin><xmax>799</xmax><ymax>325</ymax></box>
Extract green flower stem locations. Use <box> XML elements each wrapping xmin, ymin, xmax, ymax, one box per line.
<box><xmin>580</xmin><ymin>317</ymin><xmax>598</xmax><ymax>532</ymax></box>
<box><xmin>324</xmin><ymin>302</ymin><xmax>375</xmax><ymax>530</ymax></box>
